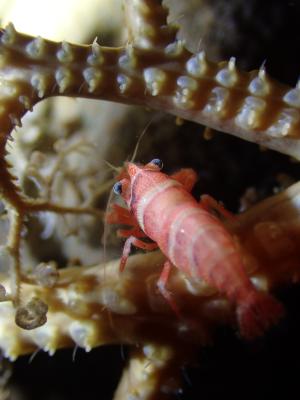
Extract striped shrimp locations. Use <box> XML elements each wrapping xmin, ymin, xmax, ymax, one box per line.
<box><xmin>107</xmin><ymin>159</ymin><xmax>284</xmax><ymax>339</ymax></box>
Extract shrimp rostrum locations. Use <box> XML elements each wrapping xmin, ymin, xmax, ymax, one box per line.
<box><xmin>107</xmin><ymin>159</ymin><xmax>284</xmax><ymax>339</ymax></box>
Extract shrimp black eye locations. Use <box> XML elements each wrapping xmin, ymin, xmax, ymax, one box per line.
<box><xmin>150</xmin><ymin>158</ymin><xmax>163</xmax><ymax>169</ymax></box>
<box><xmin>113</xmin><ymin>181</ymin><xmax>122</xmax><ymax>195</ymax></box>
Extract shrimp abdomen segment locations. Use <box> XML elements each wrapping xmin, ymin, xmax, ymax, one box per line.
<box><xmin>165</xmin><ymin>207</ymin><xmax>244</xmax><ymax>286</ymax></box>
<box><xmin>161</xmin><ymin>204</ymin><xmax>284</xmax><ymax>339</ymax></box>
<box><xmin>112</xmin><ymin>162</ymin><xmax>284</xmax><ymax>339</ymax></box>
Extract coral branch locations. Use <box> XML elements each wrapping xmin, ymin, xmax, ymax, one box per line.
<box><xmin>114</xmin><ymin>345</ymin><xmax>186</xmax><ymax>400</ymax></box>
<box><xmin>0</xmin><ymin>181</ymin><xmax>300</xmax><ymax>396</ymax></box>
<box><xmin>0</xmin><ymin>0</ymin><xmax>300</xmax><ymax>161</ymax></box>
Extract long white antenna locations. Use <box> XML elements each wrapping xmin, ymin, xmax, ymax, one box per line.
<box><xmin>130</xmin><ymin>114</ymin><xmax>158</xmax><ymax>162</ymax></box>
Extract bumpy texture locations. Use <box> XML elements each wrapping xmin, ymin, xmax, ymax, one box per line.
<box><xmin>0</xmin><ymin>1</ymin><xmax>300</xmax><ymax>399</ymax></box>
<box><xmin>0</xmin><ymin>1</ymin><xmax>300</xmax><ymax>161</ymax></box>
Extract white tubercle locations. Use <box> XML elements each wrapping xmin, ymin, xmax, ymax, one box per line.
<box><xmin>250</xmin><ymin>275</ymin><xmax>269</xmax><ymax>292</ymax></box>
<box><xmin>83</xmin><ymin>67</ymin><xmax>102</xmax><ymax>92</ymax></box>
<box><xmin>267</xmin><ymin>108</ymin><xmax>300</xmax><ymax>137</ymax></box>
<box><xmin>203</xmin><ymin>86</ymin><xmax>229</xmax><ymax>116</ymax></box>
<box><xmin>235</xmin><ymin>96</ymin><xmax>266</xmax><ymax>129</ymax></box>
<box><xmin>87</xmin><ymin>39</ymin><xmax>103</xmax><ymax>66</ymax></box>
<box><xmin>0</xmin><ymin>304</ymin><xmax>19</xmax><ymax>360</ymax></box>
<box><xmin>31</xmin><ymin>325</ymin><xmax>58</xmax><ymax>356</ymax></box>
<box><xmin>215</xmin><ymin>57</ymin><xmax>237</xmax><ymax>88</ymax></box>
<box><xmin>137</xmin><ymin>36</ymin><xmax>152</xmax><ymax>49</ymax></box>
<box><xmin>26</xmin><ymin>36</ymin><xmax>46</xmax><ymax>58</ymax></box>
<box><xmin>283</xmin><ymin>80</ymin><xmax>300</xmax><ymax>108</ymax></box>
<box><xmin>100</xmin><ymin>287</ymin><xmax>137</xmax><ymax>314</ymax></box>
<box><xmin>248</xmin><ymin>67</ymin><xmax>270</xmax><ymax>96</ymax></box>
<box><xmin>2</xmin><ymin>337</ymin><xmax>19</xmax><ymax>361</ymax></box>
<box><xmin>117</xmin><ymin>74</ymin><xmax>131</xmax><ymax>93</ymax></box>
<box><xmin>174</xmin><ymin>75</ymin><xmax>198</xmax><ymax>109</ymax></box>
<box><xmin>1</xmin><ymin>23</ymin><xmax>17</xmax><ymax>45</ymax></box>
<box><xmin>55</xmin><ymin>67</ymin><xmax>72</xmax><ymax>93</ymax></box>
<box><xmin>143</xmin><ymin>344</ymin><xmax>172</xmax><ymax>368</ymax></box>
<box><xmin>56</xmin><ymin>41</ymin><xmax>73</xmax><ymax>63</ymax></box>
<box><xmin>177</xmin><ymin>76</ymin><xmax>198</xmax><ymax>91</ymax></box>
<box><xmin>144</xmin><ymin>67</ymin><xmax>167</xmax><ymax>96</ymax></box>
<box><xmin>165</xmin><ymin>40</ymin><xmax>185</xmax><ymax>57</ymax></box>
<box><xmin>118</xmin><ymin>46</ymin><xmax>137</xmax><ymax>69</ymax></box>
<box><xmin>19</xmin><ymin>95</ymin><xmax>33</xmax><ymax>111</ymax></box>
<box><xmin>31</xmin><ymin>73</ymin><xmax>48</xmax><ymax>98</ymax></box>
<box><xmin>0</xmin><ymin>82</ymin><xmax>17</xmax><ymax>98</ymax></box>
<box><xmin>284</xmin><ymin>88</ymin><xmax>300</xmax><ymax>108</ymax></box>
<box><xmin>69</xmin><ymin>321</ymin><xmax>95</xmax><ymax>352</ymax></box>
<box><xmin>186</xmin><ymin>51</ymin><xmax>207</xmax><ymax>78</ymax></box>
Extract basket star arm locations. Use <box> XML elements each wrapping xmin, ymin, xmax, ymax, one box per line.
<box><xmin>0</xmin><ymin>182</ymin><xmax>300</xmax><ymax>397</ymax></box>
<box><xmin>0</xmin><ymin>0</ymin><xmax>299</xmax><ymax>160</ymax></box>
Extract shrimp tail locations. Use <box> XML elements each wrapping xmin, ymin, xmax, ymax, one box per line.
<box><xmin>237</xmin><ymin>291</ymin><xmax>284</xmax><ymax>340</ymax></box>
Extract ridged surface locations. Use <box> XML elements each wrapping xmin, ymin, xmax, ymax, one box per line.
<box><xmin>0</xmin><ymin>4</ymin><xmax>300</xmax><ymax>160</ymax></box>
<box><xmin>1</xmin><ymin>180</ymin><xmax>300</xmax><ymax>360</ymax></box>
<box><xmin>0</xmin><ymin>1</ymin><xmax>300</xmax><ymax>399</ymax></box>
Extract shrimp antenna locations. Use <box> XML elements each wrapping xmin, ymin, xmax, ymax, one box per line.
<box><xmin>129</xmin><ymin>114</ymin><xmax>158</xmax><ymax>163</ymax></box>
<box><xmin>103</xmin><ymin>160</ymin><xmax>122</xmax><ymax>174</ymax></box>
<box><xmin>103</xmin><ymin>113</ymin><xmax>160</xmax><ymax>261</ymax></box>
<box><xmin>102</xmin><ymin>184</ymin><xmax>115</xmax><ymax>262</ymax></box>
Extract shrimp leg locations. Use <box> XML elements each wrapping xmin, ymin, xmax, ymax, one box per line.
<box><xmin>120</xmin><ymin>236</ymin><xmax>158</xmax><ymax>272</ymax></box>
<box><xmin>157</xmin><ymin>260</ymin><xmax>181</xmax><ymax>317</ymax></box>
<box><xmin>117</xmin><ymin>228</ymin><xmax>146</xmax><ymax>238</ymax></box>
<box><xmin>200</xmin><ymin>194</ymin><xmax>235</xmax><ymax>221</ymax></box>
<box><xmin>106</xmin><ymin>204</ymin><xmax>137</xmax><ymax>226</ymax></box>
<box><xmin>171</xmin><ymin>168</ymin><xmax>198</xmax><ymax>192</ymax></box>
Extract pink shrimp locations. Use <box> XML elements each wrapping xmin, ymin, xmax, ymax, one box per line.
<box><xmin>107</xmin><ymin>159</ymin><xmax>284</xmax><ymax>339</ymax></box>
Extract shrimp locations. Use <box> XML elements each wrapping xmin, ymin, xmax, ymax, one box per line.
<box><xmin>107</xmin><ymin>159</ymin><xmax>284</xmax><ymax>339</ymax></box>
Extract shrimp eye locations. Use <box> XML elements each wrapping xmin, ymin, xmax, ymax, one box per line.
<box><xmin>149</xmin><ymin>158</ymin><xmax>163</xmax><ymax>169</ymax></box>
<box><xmin>113</xmin><ymin>181</ymin><xmax>122</xmax><ymax>195</ymax></box>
